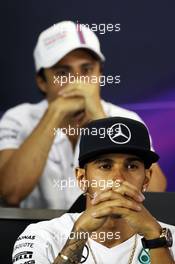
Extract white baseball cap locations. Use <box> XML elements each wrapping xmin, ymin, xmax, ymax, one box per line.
<box><xmin>33</xmin><ymin>21</ymin><xmax>105</xmax><ymax>72</ymax></box>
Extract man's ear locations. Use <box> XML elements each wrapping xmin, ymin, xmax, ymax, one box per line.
<box><xmin>99</xmin><ymin>62</ymin><xmax>103</xmax><ymax>75</ymax></box>
<box><xmin>143</xmin><ymin>168</ymin><xmax>152</xmax><ymax>192</ymax></box>
<box><xmin>75</xmin><ymin>167</ymin><xmax>87</xmax><ymax>192</ymax></box>
<box><xmin>35</xmin><ymin>74</ymin><xmax>47</xmax><ymax>93</ymax></box>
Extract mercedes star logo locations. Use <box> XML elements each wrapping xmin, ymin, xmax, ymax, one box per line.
<box><xmin>108</xmin><ymin>123</ymin><xmax>131</xmax><ymax>144</ymax></box>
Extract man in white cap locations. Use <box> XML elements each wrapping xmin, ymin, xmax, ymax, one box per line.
<box><xmin>0</xmin><ymin>21</ymin><xmax>166</xmax><ymax>209</ymax></box>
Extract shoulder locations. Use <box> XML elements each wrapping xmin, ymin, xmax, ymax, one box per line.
<box><xmin>1</xmin><ymin>100</ymin><xmax>47</xmax><ymax>123</ymax></box>
<box><xmin>12</xmin><ymin>213</ymin><xmax>81</xmax><ymax>263</ymax></box>
<box><xmin>16</xmin><ymin>213</ymin><xmax>81</xmax><ymax>240</ymax></box>
<box><xmin>101</xmin><ymin>100</ymin><xmax>143</xmax><ymax>122</ymax></box>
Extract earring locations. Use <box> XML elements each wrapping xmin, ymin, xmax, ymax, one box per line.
<box><xmin>142</xmin><ymin>187</ymin><xmax>146</xmax><ymax>192</ymax></box>
<box><xmin>82</xmin><ymin>186</ymin><xmax>88</xmax><ymax>195</ymax></box>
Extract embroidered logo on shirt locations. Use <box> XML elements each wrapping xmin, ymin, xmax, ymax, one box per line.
<box><xmin>138</xmin><ymin>248</ymin><xmax>150</xmax><ymax>263</ymax></box>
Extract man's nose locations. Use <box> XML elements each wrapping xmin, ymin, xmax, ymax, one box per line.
<box><xmin>112</xmin><ymin>166</ymin><xmax>125</xmax><ymax>182</ymax></box>
<box><xmin>72</xmin><ymin>68</ymin><xmax>81</xmax><ymax>76</ymax></box>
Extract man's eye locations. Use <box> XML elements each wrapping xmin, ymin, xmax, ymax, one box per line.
<box><xmin>82</xmin><ymin>66</ymin><xmax>93</xmax><ymax>75</ymax></box>
<box><xmin>99</xmin><ymin>164</ymin><xmax>112</xmax><ymax>170</ymax></box>
<box><xmin>55</xmin><ymin>70</ymin><xmax>69</xmax><ymax>76</ymax></box>
<box><xmin>127</xmin><ymin>163</ymin><xmax>138</xmax><ymax>170</ymax></box>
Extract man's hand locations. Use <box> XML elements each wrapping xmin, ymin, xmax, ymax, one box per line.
<box><xmin>57</xmin><ymin>81</ymin><xmax>106</xmax><ymax>121</ymax></box>
<box><xmin>55</xmin><ymin>182</ymin><xmax>174</xmax><ymax>264</ymax></box>
<box><xmin>90</xmin><ymin>181</ymin><xmax>161</xmax><ymax>239</ymax></box>
<box><xmin>74</xmin><ymin>181</ymin><xmax>158</xmax><ymax>236</ymax></box>
<box><xmin>49</xmin><ymin>94</ymin><xmax>85</xmax><ymax>121</ymax></box>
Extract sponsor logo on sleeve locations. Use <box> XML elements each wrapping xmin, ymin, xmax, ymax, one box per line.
<box><xmin>14</xmin><ymin>243</ymin><xmax>34</xmax><ymax>252</ymax></box>
<box><xmin>12</xmin><ymin>251</ymin><xmax>33</xmax><ymax>263</ymax></box>
<box><xmin>17</xmin><ymin>235</ymin><xmax>35</xmax><ymax>241</ymax></box>
<box><xmin>23</xmin><ymin>261</ymin><xmax>35</xmax><ymax>264</ymax></box>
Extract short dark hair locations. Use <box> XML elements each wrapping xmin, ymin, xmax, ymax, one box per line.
<box><xmin>37</xmin><ymin>68</ymin><xmax>46</xmax><ymax>81</ymax></box>
<box><xmin>36</xmin><ymin>68</ymin><xmax>46</xmax><ymax>96</ymax></box>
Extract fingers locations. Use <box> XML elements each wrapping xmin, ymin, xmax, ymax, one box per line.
<box><xmin>91</xmin><ymin>200</ymin><xmax>140</xmax><ymax>219</ymax></box>
<box><xmin>59</xmin><ymin>90</ymin><xmax>84</xmax><ymax>98</ymax></box>
<box><xmin>57</xmin><ymin>82</ymin><xmax>83</xmax><ymax>95</ymax></box>
<box><xmin>91</xmin><ymin>181</ymin><xmax>145</xmax><ymax>206</ymax></box>
<box><xmin>113</xmin><ymin>181</ymin><xmax>145</xmax><ymax>202</ymax></box>
<box><xmin>57</xmin><ymin>81</ymin><xmax>94</xmax><ymax>97</ymax></box>
<box><xmin>91</xmin><ymin>193</ymin><xmax>142</xmax><ymax>212</ymax></box>
<box><xmin>91</xmin><ymin>207</ymin><xmax>128</xmax><ymax>218</ymax></box>
<box><xmin>91</xmin><ymin>189</ymin><xmax>117</xmax><ymax>204</ymax></box>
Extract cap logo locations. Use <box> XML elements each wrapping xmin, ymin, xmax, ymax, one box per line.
<box><xmin>108</xmin><ymin>123</ymin><xmax>131</xmax><ymax>144</ymax></box>
<box><xmin>43</xmin><ymin>31</ymin><xmax>67</xmax><ymax>49</ymax></box>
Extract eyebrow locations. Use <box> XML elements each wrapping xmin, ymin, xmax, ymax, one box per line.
<box><xmin>126</xmin><ymin>157</ymin><xmax>144</xmax><ymax>164</ymax></box>
<box><xmin>52</xmin><ymin>61</ymin><xmax>96</xmax><ymax>70</ymax></box>
<box><xmin>51</xmin><ymin>65</ymin><xmax>71</xmax><ymax>70</ymax></box>
<box><xmin>93</xmin><ymin>158</ymin><xmax>114</xmax><ymax>164</ymax></box>
<box><xmin>93</xmin><ymin>156</ymin><xmax>144</xmax><ymax>165</ymax></box>
<box><xmin>81</xmin><ymin>62</ymin><xmax>96</xmax><ymax>66</ymax></box>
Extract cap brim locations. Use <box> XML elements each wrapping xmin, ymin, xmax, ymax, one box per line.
<box><xmin>79</xmin><ymin>146</ymin><xmax>159</xmax><ymax>168</ymax></box>
<box><xmin>37</xmin><ymin>45</ymin><xmax>105</xmax><ymax>71</ymax></box>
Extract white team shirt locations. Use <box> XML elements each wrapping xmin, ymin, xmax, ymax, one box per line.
<box><xmin>12</xmin><ymin>213</ymin><xmax>175</xmax><ymax>264</ymax></box>
<box><xmin>0</xmin><ymin>99</ymin><xmax>147</xmax><ymax>209</ymax></box>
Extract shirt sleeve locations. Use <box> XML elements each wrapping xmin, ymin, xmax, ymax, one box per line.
<box><xmin>0</xmin><ymin>108</ymin><xmax>25</xmax><ymax>150</ymax></box>
<box><xmin>11</xmin><ymin>215</ymin><xmax>72</xmax><ymax>264</ymax></box>
<box><xmin>12</xmin><ymin>225</ymin><xmax>54</xmax><ymax>264</ymax></box>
